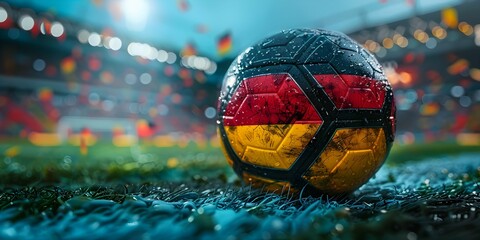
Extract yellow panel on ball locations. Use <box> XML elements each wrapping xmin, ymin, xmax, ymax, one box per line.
<box><xmin>225</xmin><ymin>123</ymin><xmax>320</xmax><ymax>169</ymax></box>
<box><xmin>303</xmin><ymin>128</ymin><xmax>387</xmax><ymax>194</ymax></box>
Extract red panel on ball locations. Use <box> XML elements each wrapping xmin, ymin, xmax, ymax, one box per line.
<box><xmin>223</xmin><ymin>74</ymin><xmax>322</xmax><ymax>126</ymax></box>
<box><xmin>313</xmin><ymin>74</ymin><xmax>386</xmax><ymax>109</ymax></box>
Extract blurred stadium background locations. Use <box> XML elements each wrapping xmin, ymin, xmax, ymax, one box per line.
<box><xmin>0</xmin><ymin>0</ymin><xmax>479</xmax><ymax>181</ymax></box>
<box><xmin>1</xmin><ymin>1</ymin><xmax>480</xmax><ymax>239</ymax></box>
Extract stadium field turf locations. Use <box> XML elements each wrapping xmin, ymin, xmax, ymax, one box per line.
<box><xmin>0</xmin><ymin>141</ymin><xmax>479</xmax><ymax>239</ymax></box>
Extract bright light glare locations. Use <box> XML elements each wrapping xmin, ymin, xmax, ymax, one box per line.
<box><xmin>0</xmin><ymin>7</ymin><xmax>7</xmax><ymax>22</ymax></box>
<box><xmin>140</xmin><ymin>73</ymin><xmax>152</xmax><ymax>84</ymax></box>
<box><xmin>88</xmin><ymin>32</ymin><xmax>101</xmax><ymax>46</ymax></box>
<box><xmin>19</xmin><ymin>15</ymin><xmax>34</xmax><ymax>31</ymax></box>
<box><xmin>121</xmin><ymin>0</ymin><xmax>149</xmax><ymax>31</ymax></box>
<box><xmin>205</xmin><ymin>62</ymin><xmax>217</xmax><ymax>74</ymax></box>
<box><xmin>166</xmin><ymin>52</ymin><xmax>177</xmax><ymax>64</ymax></box>
<box><xmin>157</xmin><ymin>50</ymin><xmax>168</xmax><ymax>62</ymax></box>
<box><xmin>109</xmin><ymin>37</ymin><xmax>122</xmax><ymax>51</ymax></box>
<box><xmin>51</xmin><ymin>22</ymin><xmax>64</xmax><ymax>37</ymax></box>
<box><xmin>204</xmin><ymin>107</ymin><xmax>216</xmax><ymax>119</ymax></box>
<box><xmin>77</xmin><ymin>29</ymin><xmax>89</xmax><ymax>43</ymax></box>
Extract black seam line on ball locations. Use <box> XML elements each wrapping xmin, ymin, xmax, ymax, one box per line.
<box><xmin>219</xmin><ymin>68</ymin><xmax>390</xmax><ymax>184</ymax></box>
<box><xmin>296</xmin><ymin>65</ymin><xmax>337</xmax><ymax>120</ymax></box>
<box><xmin>301</xmin><ymin>122</ymin><xmax>387</xmax><ymax>170</ymax></box>
<box><xmin>218</xmin><ymin>65</ymin><xmax>299</xmax><ymax>181</ymax></box>
<box><xmin>218</xmin><ymin>63</ymin><xmax>341</xmax><ymax>182</ymax></box>
<box><xmin>297</xmin><ymin>63</ymin><xmax>391</xmax><ymax>127</ymax></box>
<box><xmin>284</xmin><ymin>66</ymin><xmax>338</xmax><ymax>180</ymax></box>
<box><xmin>288</xmin><ymin>120</ymin><xmax>337</xmax><ymax>183</ymax></box>
<box><xmin>290</xmin><ymin>122</ymin><xmax>388</xmax><ymax>191</ymax></box>
<box><xmin>383</xmin><ymin>87</ymin><xmax>395</xmax><ymax>143</ymax></box>
<box><xmin>219</xmin><ymin>66</ymin><xmax>392</xmax><ymax>184</ymax></box>
<box><xmin>289</xmin><ymin>65</ymin><xmax>390</xmax><ymax>186</ymax></box>
<box><xmin>234</xmin><ymin>65</ymin><xmax>295</xmax><ymax>82</ymax></box>
<box><xmin>241</xmin><ymin>33</ymin><xmax>319</xmax><ymax>71</ymax></box>
<box><xmin>225</xmin><ymin>64</ymin><xmax>334</xmax><ymax>182</ymax></box>
<box><xmin>336</xmin><ymin>111</ymin><xmax>387</xmax><ymax>127</ymax></box>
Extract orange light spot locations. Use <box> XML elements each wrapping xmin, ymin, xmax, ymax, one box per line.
<box><xmin>469</xmin><ymin>68</ymin><xmax>480</xmax><ymax>81</ymax></box>
<box><xmin>448</xmin><ymin>59</ymin><xmax>469</xmax><ymax>75</ymax></box>
<box><xmin>167</xmin><ymin>157</ymin><xmax>179</xmax><ymax>168</ymax></box>
<box><xmin>382</xmin><ymin>38</ymin><xmax>394</xmax><ymax>49</ymax></box>
<box><xmin>399</xmin><ymin>71</ymin><xmax>412</xmax><ymax>84</ymax></box>
<box><xmin>442</xmin><ymin>8</ymin><xmax>458</xmax><ymax>29</ymax></box>
<box><xmin>61</xmin><ymin>57</ymin><xmax>76</xmax><ymax>74</ymax></box>
<box><xmin>38</xmin><ymin>88</ymin><xmax>53</xmax><ymax>102</ymax></box>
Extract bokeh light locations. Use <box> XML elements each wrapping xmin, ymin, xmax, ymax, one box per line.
<box><xmin>19</xmin><ymin>14</ymin><xmax>34</xmax><ymax>31</ymax></box>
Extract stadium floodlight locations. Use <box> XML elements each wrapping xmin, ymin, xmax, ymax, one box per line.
<box><xmin>88</xmin><ymin>32</ymin><xmax>101</xmax><ymax>47</ymax></box>
<box><xmin>19</xmin><ymin>15</ymin><xmax>34</xmax><ymax>31</ymax></box>
<box><xmin>0</xmin><ymin>7</ymin><xmax>7</xmax><ymax>22</ymax></box>
<box><xmin>121</xmin><ymin>0</ymin><xmax>149</xmax><ymax>31</ymax></box>
<box><xmin>50</xmin><ymin>22</ymin><xmax>64</xmax><ymax>37</ymax></box>
<box><xmin>109</xmin><ymin>37</ymin><xmax>122</xmax><ymax>51</ymax></box>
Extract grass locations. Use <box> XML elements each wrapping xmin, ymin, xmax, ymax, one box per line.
<box><xmin>0</xmin><ymin>139</ymin><xmax>480</xmax><ymax>239</ymax></box>
<box><xmin>0</xmin><ymin>160</ymin><xmax>479</xmax><ymax>239</ymax></box>
<box><xmin>0</xmin><ymin>139</ymin><xmax>228</xmax><ymax>185</ymax></box>
<box><xmin>387</xmin><ymin>142</ymin><xmax>480</xmax><ymax>165</ymax></box>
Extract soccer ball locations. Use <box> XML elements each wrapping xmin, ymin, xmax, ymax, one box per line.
<box><xmin>217</xmin><ymin>29</ymin><xmax>395</xmax><ymax>196</ymax></box>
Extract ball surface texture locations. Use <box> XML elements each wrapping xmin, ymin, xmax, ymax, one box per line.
<box><xmin>217</xmin><ymin>29</ymin><xmax>395</xmax><ymax>195</ymax></box>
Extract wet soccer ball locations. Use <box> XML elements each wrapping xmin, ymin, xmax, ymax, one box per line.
<box><xmin>217</xmin><ymin>29</ymin><xmax>396</xmax><ymax>196</ymax></box>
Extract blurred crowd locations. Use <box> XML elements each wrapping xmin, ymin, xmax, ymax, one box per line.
<box><xmin>388</xmin><ymin>49</ymin><xmax>480</xmax><ymax>144</ymax></box>
<box><xmin>0</xmin><ymin>17</ymin><xmax>220</xmax><ymax>142</ymax></box>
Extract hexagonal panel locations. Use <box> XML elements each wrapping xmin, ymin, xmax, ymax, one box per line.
<box><xmin>223</xmin><ymin>74</ymin><xmax>323</xmax><ymax>169</ymax></box>
<box><xmin>303</xmin><ymin>128</ymin><xmax>387</xmax><ymax>194</ymax></box>
<box><xmin>313</xmin><ymin>74</ymin><xmax>387</xmax><ymax>109</ymax></box>
<box><xmin>225</xmin><ymin>123</ymin><xmax>319</xmax><ymax>169</ymax></box>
